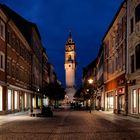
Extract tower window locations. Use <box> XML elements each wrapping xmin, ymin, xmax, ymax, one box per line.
<box><xmin>68</xmin><ymin>55</ymin><xmax>72</xmax><ymax>61</ymax></box>
<box><xmin>69</xmin><ymin>65</ymin><xmax>71</xmax><ymax>67</ymax></box>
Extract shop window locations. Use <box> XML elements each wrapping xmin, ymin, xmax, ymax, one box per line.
<box><xmin>138</xmin><ymin>89</ymin><xmax>140</xmax><ymax>113</ymax></box>
<box><xmin>0</xmin><ymin>86</ymin><xmax>2</xmax><ymax>111</ymax></box>
<box><xmin>32</xmin><ymin>97</ymin><xmax>36</xmax><ymax>108</ymax></box>
<box><xmin>132</xmin><ymin>89</ymin><xmax>137</xmax><ymax>113</ymax></box>
<box><xmin>119</xmin><ymin>94</ymin><xmax>125</xmax><ymax>111</ymax></box>
<box><xmin>107</xmin><ymin>93</ymin><xmax>114</xmax><ymax>110</ymax></box>
<box><xmin>14</xmin><ymin>91</ymin><xmax>18</xmax><ymax>110</ymax></box>
<box><xmin>0</xmin><ymin>52</ymin><xmax>5</xmax><ymax>71</ymax></box>
<box><xmin>136</xmin><ymin>44</ymin><xmax>140</xmax><ymax>70</ymax></box>
<box><xmin>25</xmin><ymin>93</ymin><xmax>27</xmax><ymax>108</ymax></box>
<box><xmin>131</xmin><ymin>55</ymin><xmax>134</xmax><ymax>73</ymax></box>
<box><xmin>135</xmin><ymin>4</ymin><xmax>140</xmax><ymax>23</ymax></box>
<box><xmin>8</xmin><ymin>89</ymin><xmax>12</xmax><ymax>110</ymax></box>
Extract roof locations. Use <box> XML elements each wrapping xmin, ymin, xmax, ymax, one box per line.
<box><xmin>0</xmin><ymin>4</ymin><xmax>41</xmax><ymax>45</ymax></box>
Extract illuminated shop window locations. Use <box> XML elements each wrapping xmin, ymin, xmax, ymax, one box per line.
<box><xmin>132</xmin><ymin>89</ymin><xmax>137</xmax><ymax>113</ymax></box>
<box><xmin>14</xmin><ymin>91</ymin><xmax>18</xmax><ymax>110</ymax></box>
<box><xmin>0</xmin><ymin>86</ymin><xmax>2</xmax><ymax>111</ymax></box>
<box><xmin>138</xmin><ymin>89</ymin><xmax>140</xmax><ymax>113</ymax></box>
<box><xmin>25</xmin><ymin>93</ymin><xmax>27</xmax><ymax>108</ymax></box>
<box><xmin>107</xmin><ymin>93</ymin><xmax>114</xmax><ymax>110</ymax></box>
<box><xmin>8</xmin><ymin>89</ymin><xmax>12</xmax><ymax>110</ymax></box>
<box><xmin>32</xmin><ymin>97</ymin><xmax>35</xmax><ymax>108</ymax></box>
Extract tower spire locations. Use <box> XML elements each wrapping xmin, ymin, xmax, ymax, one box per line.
<box><xmin>68</xmin><ymin>30</ymin><xmax>72</xmax><ymax>43</ymax></box>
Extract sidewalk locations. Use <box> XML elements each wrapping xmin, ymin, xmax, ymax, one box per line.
<box><xmin>0</xmin><ymin>111</ymin><xmax>30</xmax><ymax>125</ymax></box>
<box><xmin>92</xmin><ymin>110</ymin><xmax>140</xmax><ymax>122</ymax></box>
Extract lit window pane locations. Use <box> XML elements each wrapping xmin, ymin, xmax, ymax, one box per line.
<box><xmin>0</xmin><ymin>86</ymin><xmax>2</xmax><ymax>111</ymax></box>
<box><xmin>14</xmin><ymin>91</ymin><xmax>18</xmax><ymax>109</ymax></box>
<box><xmin>8</xmin><ymin>89</ymin><xmax>12</xmax><ymax>110</ymax></box>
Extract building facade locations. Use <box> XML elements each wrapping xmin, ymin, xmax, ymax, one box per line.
<box><xmin>96</xmin><ymin>46</ymin><xmax>104</xmax><ymax>110</ymax></box>
<box><xmin>0</xmin><ymin>4</ymin><xmax>33</xmax><ymax>114</ymax></box>
<box><xmin>103</xmin><ymin>1</ymin><xmax>127</xmax><ymax>114</ymax></box>
<box><xmin>64</xmin><ymin>33</ymin><xmax>76</xmax><ymax>102</ymax></box>
<box><xmin>0</xmin><ymin>4</ymin><xmax>56</xmax><ymax>114</ymax></box>
<box><xmin>0</xmin><ymin>7</ymin><xmax>7</xmax><ymax>113</ymax></box>
<box><xmin>127</xmin><ymin>0</ymin><xmax>140</xmax><ymax>115</ymax></box>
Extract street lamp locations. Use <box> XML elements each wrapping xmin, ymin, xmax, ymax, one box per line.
<box><xmin>88</xmin><ymin>78</ymin><xmax>93</xmax><ymax>84</ymax></box>
<box><xmin>87</xmin><ymin>78</ymin><xmax>94</xmax><ymax>113</ymax></box>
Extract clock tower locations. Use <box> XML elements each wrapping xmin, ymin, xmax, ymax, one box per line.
<box><xmin>64</xmin><ymin>32</ymin><xmax>76</xmax><ymax>102</ymax></box>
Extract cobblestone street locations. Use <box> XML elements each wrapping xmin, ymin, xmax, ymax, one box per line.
<box><xmin>0</xmin><ymin>110</ymin><xmax>140</xmax><ymax>140</ymax></box>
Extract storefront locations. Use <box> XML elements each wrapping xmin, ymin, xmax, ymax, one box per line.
<box><xmin>131</xmin><ymin>89</ymin><xmax>137</xmax><ymax>113</ymax></box>
<box><xmin>128</xmin><ymin>86</ymin><xmax>140</xmax><ymax>115</ymax></box>
<box><xmin>118</xmin><ymin>87</ymin><xmax>125</xmax><ymax>113</ymax></box>
<box><xmin>6</xmin><ymin>88</ymin><xmax>32</xmax><ymax>113</ymax></box>
<box><xmin>107</xmin><ymin>91</ymin><xmax>114</xmax><ymax>111</ymax></box>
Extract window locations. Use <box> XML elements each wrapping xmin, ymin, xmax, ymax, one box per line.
<box><xmin>132</xmin><ymin>89</ymin><xmax>136</xmax><ymax>113</ymax></box>
<box><xmin>131</xmin><ymin>55</ymin><xmax>134</xmax><ymax>73</ymax></box>
<box><xmin>119</xmin><ymin>94</ymin><xmax>125</xmax><ymax>111</ymax></box>
<box><xmin>136</xmin><ymin>44</ymin><xmax>140</xmax><ymax>70</ymax></box>
<box><xmin>25</xmin><ymin>93</ymin><xmax>27</xmax><ymax>108</ymax></box>
<box><xmin>8</xmin><ymin>89</ymin><xmax>12</xmax><ymax>110</ymax></box>
<box><xmin>0</xmin><ymin>20</ymin><xmax>5</xmax><ymax>39</ymax></box>
<box><xmin>135</xmin><ymin>4</ymin><xmax>140</xmax><ymax>23</ymax></box>
<box><xmin>0</xmin><ymin>86</ymin><xmax>2</xmax><ymax>111</ymax></box>
<box><xmin>138</xmin><ymin>89</ymin><xmax>140</xmax><ymax>114</ymax></box>
<box><xmin>68</xmin><ymin>55</ymin><xmax>72</xmax><ymax>61</ymax></box>
<box><xmin>7</xmin><ymin>59</ymin><xmax>11</xmax><ymax>76</ymax></box>
<box><xmin>130</xmin><ymin>18</ymin><xmax>134</xmax><ymax>33</ymax></box>
<box><xmin>14</xmin><ymin>91</ymin><xmax>18</xmax><ymax>110</ymax></box>
<box><xmin>0</xmin><ymin>52</ymin><xmax>5</xmax><ymax>71</ymax></box>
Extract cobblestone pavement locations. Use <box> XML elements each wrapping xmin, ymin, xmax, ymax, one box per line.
<box><xmin>0</xmin><ymin>110</ymin><xmax>140</xmax><ymax>140</ymax></box>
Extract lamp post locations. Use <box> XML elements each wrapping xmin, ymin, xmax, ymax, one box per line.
<box><xmin>87</xmin><ymin>78</ymin><xmax>94</xmax><ymax>113</ymax></box>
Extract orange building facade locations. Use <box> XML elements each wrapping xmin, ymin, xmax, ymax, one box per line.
<box><xmin>103</xmin><ymin>1</ymin><xmax>127</xmax><ymax>114</ymax></box>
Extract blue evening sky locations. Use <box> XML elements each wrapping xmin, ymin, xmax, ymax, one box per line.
<box><xmin>0</xmin><ymin>0</ymin><xmax>123</xmax><ymax>87</ymax></box>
